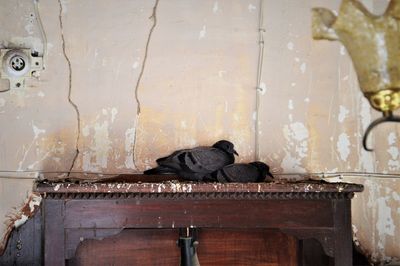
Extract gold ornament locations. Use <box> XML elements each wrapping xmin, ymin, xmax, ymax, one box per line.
<box><xmin>312</xmin><ymin>0</ymin><xmax>400</xmax><ymax>151</ymax></box>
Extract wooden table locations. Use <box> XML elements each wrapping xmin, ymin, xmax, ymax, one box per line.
<box><xmin>35</xmin><ymin>178</ymin><xmax>363</xmax><ymax>266</ymax></box>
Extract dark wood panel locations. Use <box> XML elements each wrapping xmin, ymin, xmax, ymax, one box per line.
<box><xmin>69</xmin><ymin>229</ymin><xmax>298</xmax><ymax>266</ymax></box>
<box><xmin>64</xmin><ymin>199</ymin><xmax>333</xmax><ymax>229</ymax></box>
<box><xmin>0</xmin><ymin>210</ymin><xmax>42</xmax><ymax>266</ymax></box>
<box><xmin>44</xmin><ymin>200</ymin><xmax>65</xmax><ymax>266</ymax></box>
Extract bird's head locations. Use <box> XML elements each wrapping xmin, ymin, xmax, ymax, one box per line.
<box><xmin>213</xmin><ymin>140</ymin><xmax>238</xmax><ymax>156</ymax></box>
<box><xmin>250</xmin><ymin>161</ymin><xmax>274</xmax><ymax>181</ymax></box>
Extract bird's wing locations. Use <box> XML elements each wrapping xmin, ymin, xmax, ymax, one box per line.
<box><xmin>222</xmin><ymin>164</ymin><xmax>259</xmax><ymax>183</ymax></box>
<box><xmin>184</xmin><ymin>148</ymin><xmax>231</xmax><ymax>173</ymax></box>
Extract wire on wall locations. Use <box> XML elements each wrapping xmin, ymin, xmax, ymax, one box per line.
<box><xmin>255</xmin><ymin>0</ymin><xmax>265</xmax><ymax>161</ymax></box>
<box><xmin>33</xmin><ymin>0</ymin><xmax>47</xmax><ymax>67</ymax></box>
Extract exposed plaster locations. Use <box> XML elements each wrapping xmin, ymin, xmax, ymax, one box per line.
<box><xmin>132</xmin><ymin>0</ymin><xmax>160</xmax><ymax>170</ymax></box>
<box><xmin>58</xmin><ymin>0</ymin><xmax>81</xmax><ymax>175</ymax></box>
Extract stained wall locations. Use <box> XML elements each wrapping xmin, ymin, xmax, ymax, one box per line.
<box><xmin>0</xmin><ymin>0</ymin><xmax>398</xmax><ymax>263</ymax></box>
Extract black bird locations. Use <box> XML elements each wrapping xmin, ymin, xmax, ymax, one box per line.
<box><xmin>206</xmin><ymin>161</ymin><xmax>273</xmax><ymax>183</ymax></box>
<box><xmin>143</xmin><ymin>140</ymin><xmax>238</xmax><ymax>181</ymax></box>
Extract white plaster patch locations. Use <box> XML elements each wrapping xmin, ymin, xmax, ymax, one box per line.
<box><xmin>132</xmin><ymin>61</ymin><xmax>139</xmax><ymax>69</ymax></box>
<box><xmin>125</xmin><ymin>127</ymin><xmax>136</xmax><ymax>169</ymax></box>
<box><xmin>248</xmin><ymin>4</ymin><xmax>256</xmax><ymax>12</ymax></box>
<box><xmin>0</xmin><ymin>98</ymin><xmax>5</xmax><ymax>107</ymax></box>
<box><xmin>388</xmin><ymin>132</ymin><xmax>396</xmax><ymax>145</ymax></box>
<box><xmin>32</xmin><ymin>123</ymin><xmax>45</xmax><ymax>138</ymax></box>
<box><xmin>281</xmin><ymin>122</ymin><xmax>309</xmax><ymax>171</ymax></box>
<box><xmin>338</xmin><ymin>105</ymin><xmax>350</xmax><ymax>123</ymax></box>
<box><xmin>281</xmin><ymin>153</ymin><xmax>305</xmax><ymax>172</ymax></box>
<box><xmin>291</xmin><ymin>82</ymin><xmax>296</xmax><ymax>87</ymax></box>
<box><xmin>376</xmin><ymin>197</ymin><xmax>395</xmax><ymax>237</ymax></box>
<box><xmin>199</xmin><ymin>25</ymin><xmax>207</xmax><ymax>40</ymax></box>
<box><xmin>181</xmin><ymin>120</ymin><xmax>187</xmax><ymax>129</ymax></box>
<box><xmin>392</xmin><ymin>192</ymin><xmax>400</xmax><ymax>201</ymax></box>
<box><xmin>340</xmin><ymin>45</ymin><xmax>346</xmax><ymax>55</ymax></box>
<box><xmin>360</xmin><ymin>97</ymin><xmax>372</xmax><ymax>131</ymax></box>
<box><xmin>336</xmin><ymin>133</ymin><xmax>350</xmax><ymax>161</ymax></box>
<box><xmin>82</xmin><ymin>125</ymin><xmax>90</xmax><ymax>137</ymax></box>
<box><xmin>111</xmin><ymin>107</ymin><xmax>118</xmax><ymax>123</ymax></box>
<box><xmin>287</xmin><ymin>42</ymin><xmax>294</xmax><ymax>50</ymax></box>
<box><xmin>304</xmin><ymin>98</ymin><xmax>310</xmax><ymax>103</ymax></box>
<box><xmin>300</xmin><ymin>62</ymin><xmax>306</xmax><ymax>74</ymax></box>
<box><xmin>37</xmin><ymin>91</ymin><xmax>45</xmax><ymax>98</ymax></box>
<box><xmin>218</xmin><ymin>70</ymin><xmax>227</xmax><ymax>77</ymax></box>
<box><xmin>387</xmin><ymin>132</ymin><xmax>400</xmax><ymax>171</ymax></box>
<box><xmin>258</xmin><ymin>82</ymin><xmax>267</xmax><ymax>95</ymax></box>
<box><xmin>14</xmin><ymin>215</ymin><xmax>29</xmax><ymax>228</ymax></box>
<box><xmin>287</xmin><ymin>122</ymin><xmax>308</xmax><ymax>141</ymax></box>
<box><xmin>288</xmin><ymin>100</ymin><xmax>294</xmax><ymax>110</ymax></box>
<box><xmin>213</xmin><ymin>1</ymin><xmax>219</xmax><ymax>13</ymax></box>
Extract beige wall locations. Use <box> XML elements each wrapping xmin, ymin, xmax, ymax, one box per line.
<box><xmin>0</xmin><ymin>0</ymin><xmax>399</xmax><ymax>263</ymax></box>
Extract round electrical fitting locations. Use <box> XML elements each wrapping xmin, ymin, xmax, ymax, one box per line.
<box><xmin>2</xmin><ymin>49</ymin><xmax>30</xmax><ymax>77</ymax></box>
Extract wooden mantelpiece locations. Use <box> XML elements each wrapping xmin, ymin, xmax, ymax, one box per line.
<box><xmin>35</xmin><ymin>177</ymin><xmax>363</xmax><ymax>266</ymax></box>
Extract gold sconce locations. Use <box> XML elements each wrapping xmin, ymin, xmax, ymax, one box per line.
<box><xmin>312</xmin><ymin>0</ymin><xmax>400</xmax><ymax>151</ymax></box>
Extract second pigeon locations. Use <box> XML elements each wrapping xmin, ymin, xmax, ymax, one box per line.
<box><xmin>143</xmin><ymin>140</ymin><xmax>238</xmax><ymax>181</ymax></box>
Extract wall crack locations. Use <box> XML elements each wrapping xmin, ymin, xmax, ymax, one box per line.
<box><xmin>132</xmin><ymin>0</ymin><xmax>160</xmax><ymax>170</ymax></box>
<box><xmin>58</xmin><ymin>0</ymin><xmax>81</xmax><ymax>176</ymax></box>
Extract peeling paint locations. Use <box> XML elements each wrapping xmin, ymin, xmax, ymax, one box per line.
<box><xmin>338</xmin><ymin>105</ymin><xmax>349</xmax><ymax>123</ymax></box>
<box><xmin>125</xmin><ymin>127</ymin><xmax>136</xmax><ymax>169</ymax></box>
<box><xmin>337</xmin><ymin>133</ymin><xmax>350</xmax><ymax>161</ymax></box>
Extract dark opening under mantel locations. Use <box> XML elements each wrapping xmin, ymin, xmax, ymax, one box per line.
<box><xmin>34</xmin><ymin>175</ymin><xmax>363</xmax><ymax>266</ymax></box>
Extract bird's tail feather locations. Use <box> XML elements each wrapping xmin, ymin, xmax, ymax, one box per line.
<box><xmin>143</xmin><ymin>166</ymin><xmax>176</xmax><ymax>175</ymax></box>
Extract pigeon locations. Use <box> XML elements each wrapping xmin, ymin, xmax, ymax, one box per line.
<box><xmin>143</xmin><ymin>140</ymin><xmax>238</xmax><ymax>181</ymax></box>
<box><xmin>205</xmin><ymin>161</ymin><xmax>273</xmax><ymax>183</ymax></box>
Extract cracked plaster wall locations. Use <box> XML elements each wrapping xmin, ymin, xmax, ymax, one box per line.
<box><xmin>0</xmin><ymin>0</ymin><xmax>399</xmax><ymax>263</ymax></box>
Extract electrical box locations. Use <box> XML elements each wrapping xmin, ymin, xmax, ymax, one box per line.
<box><xmin>0</xmin><ymin>49</ymin><xmax>43</xmax><ymax>90</ymax></box>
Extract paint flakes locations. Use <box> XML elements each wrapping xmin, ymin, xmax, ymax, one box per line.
<box><xmin>336</xmin><ymin>133</ymin><xmax>350</xmax><ymax>161</ymax></box>
<box><xmin>338</xmin><ymin>105</ymin><xmax>350</xmax><ymax>123</ymax></box>
<box><xmin>199</xmin><ymin>25</ymin><xmax>207</xmax><ymax>40</ymax></box>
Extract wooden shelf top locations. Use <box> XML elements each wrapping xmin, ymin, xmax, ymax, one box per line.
<box><xmin>34</xmin><ymin>175</ymin><xmax>363</xmax><ymax>195</ymax></box>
